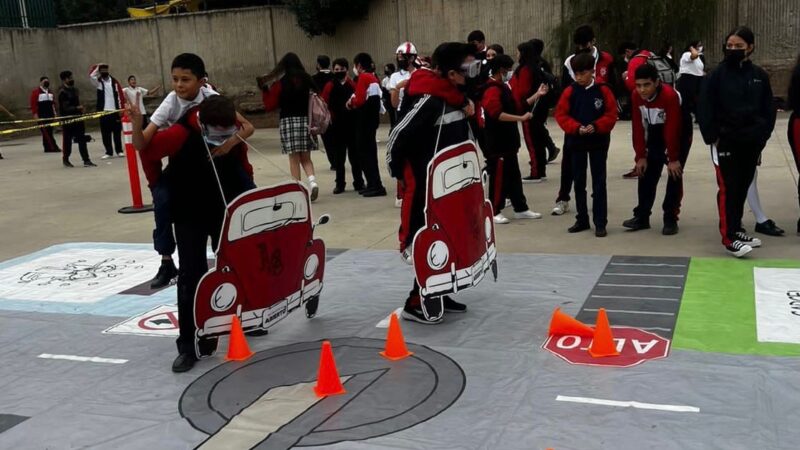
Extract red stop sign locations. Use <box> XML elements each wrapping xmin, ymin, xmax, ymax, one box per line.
<box><xmin>542</xmin><ymin>327</ymin><xmax>670</xmax><ymax>368</ymax></box>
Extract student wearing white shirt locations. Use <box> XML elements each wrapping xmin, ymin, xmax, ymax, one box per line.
<box><xmin>677</xmin><ymin>40</ymin><xmax>706</xmax><ymax>117</ymax></box>
<box><xmin>123</xmin><ymin>75</ymin><xmax>161</xmax><ymax>127</ymax></box>
<box><xmin>89</xmin><ymin>64</ymin><xmax>126</xmax><ymax>158</ymax></box>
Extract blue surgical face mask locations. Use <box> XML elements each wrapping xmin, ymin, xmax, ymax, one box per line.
<box><xmin>202</xmin><ymin>124</ymin><xmax>238</xmax><ymax>147</ymax></box>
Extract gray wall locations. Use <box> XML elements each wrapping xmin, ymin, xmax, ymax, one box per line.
<box><xmin>1</xmin><ymin>0</ymin><xmax>798</xmax><ymax>117</ymax></box>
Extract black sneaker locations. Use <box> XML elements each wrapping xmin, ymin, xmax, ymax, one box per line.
<box><xmin>361</xmin><ymin>186</ymin><xmax>387</xmax><ymax>197</ymax></box>
<box><xmin>547</xmin><ymin>146</ymin><xmax>561</xmax><ymax>163</ymax></box>
<box><xmin>726</xmin><ymin>240</ymin><xmax>753</xmax><ymax>258</ymax></box>
<box><xmin>662</xmin><ymin>220</ymin><xmax>679</xmax><ymax>236</ymax></box>
<box><xmin>84</xmin><ymin>161</ymin><xmax>97</xmax><ymax>167</ymax></box>
<box><xmin>401</xmin><ymin>305</ymin><xmax>443</xmax><ymax>324</ymax></box>
<box><xmin>443</xmin><ymin>295</ymin><xmax>467</xmax><ymax>313</ymax></box>
<box><xmin>420</xmin><ymin>296</ymin><xmax>444</xmax><ymax>321</ymax></box>
<box><xmin>754</xmin><ymin>219</ymin><xmax>784</xmax><ymax>236</ymax></box>
<box><xmin>332</xmin><ymin>185</ymin><xmax>345</xmax><ymax>195</ymax></box>
<box><xmin>63</xmin><ymin>159</ymin><xmax>74</xmax><ymax>168</ymax></box>
<box><xmin>568</xmin><ymin>221</ymin><xmax>590</xmax><ymax>233</ymax></box>
<box><xmin>595</xmin><ymin>227</ymin><xmax>607</xmax><ymax>237</ymax></box>
<box><xmin>734</xmin><ymin>231</ymin><xmax>762</xmax><ymax>248</ymax></box>
<box><xmin>622</xmin><ymin>216</ymin><xmax>650</xmax><ymax>231</ymax></box>
<box><xmin>150</xmin><ymin>260</ymin><xmax>178</xmax><ymax>289</ymax></box>
<box><xmin>171</xmin><ymin>353</ymin><xmax>197</xmax><ymax>373</ymax></box>
<box><xmin>354</xmin><ymin>184</ymin><xmax>366</xmax><ymax>193</ymax></box>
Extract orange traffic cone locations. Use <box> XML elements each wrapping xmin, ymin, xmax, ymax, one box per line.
<box><xmin>313</xmin><ymin>341</ymin><xmax>346</xmax><ymax>397</ymax></box>
<box><xmin>225</xmin><ymin>316</ymin><xmax>254</xmax><ymax>361</ymax></box>
<box><xmin>548</xmin><ymin>307</ymin><xmax>594</xmax><ymax>337</ymax></box>
<box><xmin>380</xmin><ymin>313</ymin><xmax>414</xmax><ymax>360</ymax></box>
<box><xmin>588</xmin><ymin>308</ymin><xmax>619</xmax><ymax>358</ymax></box>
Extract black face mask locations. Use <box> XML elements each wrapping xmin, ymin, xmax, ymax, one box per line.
<box><xmin>578</xmin><ymin>47</ymin><xmax>593</xmax><ymax>54</ymax></box>
<box><xmin>42</xmin><ymin>81</ymin><xmax>50</xmax><ymax>88</ymax></box>
<box><xmin>66</xmin><ymin>80</ymin><xmax>75</xmax><ymax>87</ymax></box>
<box><xmin>397</xmin><ymin>59</ymin><xmax>410</xmax><ymax>71</ymax></box>
<box><xmin>100</xmin><ymin>72</ymin><xmax>110</xmax><ymax>79</ymax></box>
<box><xmin>334</xmin><ymin>71</ymin><xmax>347</xmax><ymax>81</ymax></box>
<box><xmin>724</xmin><ymin>48</ymin><xmax>747</xmax><ymax>65</ymax></box>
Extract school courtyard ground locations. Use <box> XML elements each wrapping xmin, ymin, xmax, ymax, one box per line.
<box><xmin>0</xmin><ymin>117</ymin><xmax>799</xmax><ymax>449</ymax></box>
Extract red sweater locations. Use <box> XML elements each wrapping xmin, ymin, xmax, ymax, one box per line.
<box><xmin>631</xmin><ymin>83</ymin><xmax>682</xmax><ymax>162</ymax></box>
<box><xmin>140</xmin><ymin>108</ymin><xmax>252</xmax><ymax>187</ymax></box>
<box><xmin>351</xmin><ymin>72</ymin><xmax>381</xmax><ymax>108</ymax></box>
<box><xmin>625</xmin><ymin>50</ymin><xmax>654</xmax><ymax>92</ymax></box>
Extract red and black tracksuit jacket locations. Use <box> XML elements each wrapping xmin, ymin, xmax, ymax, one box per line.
<box><xmin>510</xmin><ymin>64</ymin><xmax>554</xmax><ymax>178</ymax></box>
<box><xmin>562</xmin><ymin>48</ymin><xmax>616</xmax><ymax>87</ymax></box>
<box><xmin>624</xmin><ymin>50</ymin><xmax>654</xmax><ymax>92</ymax></box>
<box><xmin>631</xmin><ymin>83</ymin><xmax>687</xmax><ymax>221</ymax></box>
<box><xmin>698</xmin><ymin>60</ymin><xmax>776</xmax><ymax>246</ymax></box>
<box><xmin>788</xmin><ymin>64</ymin><xmax>800</xmax><ymax>211</ymax></box>
<box><xmin>387</xmin><ymin>68</ymin><xmax>470</xmax><ymax>252</ymax></box>
<box><xmin>30</xmin><ymin>87</ymin><xmax>59</xmax><ymax>152</ymax></box>
<box><xmin>351</xmin><ymin>72</ymin><xmax>384</xmax><ymax>190</ymax></box>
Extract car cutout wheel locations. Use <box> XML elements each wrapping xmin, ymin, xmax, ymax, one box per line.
<box><xmin>211</xmin><ymin>282</ymin><xmax>237</xmax><ymax>312</ymax></box>
<box><xmin>427</xmin><ymin>240</ymin><xmax>449</xmax><ymax>270</ymax></box>
<box><xmin>304</xmin><ymin>254</ymin><xmax>319</xmax><ymax>280</ymax></box>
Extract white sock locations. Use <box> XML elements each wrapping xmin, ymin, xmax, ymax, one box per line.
<box><xmin>747</xmin><ymin>170</ymin><xmax>769</xmax><ymax>224</ymax></box>
<box><xmin>308</xmin><ymin>175</ymin><xmax>316</xmax><ymax>184</ymax></box>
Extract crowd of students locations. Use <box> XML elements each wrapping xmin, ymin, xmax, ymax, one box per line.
<box><xmin>8</xmin><ymin>23</ymin><xmax>800</xmax><ymax>370</ymax></box>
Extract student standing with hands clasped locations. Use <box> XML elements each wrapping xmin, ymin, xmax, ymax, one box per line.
<box><xmin>698</xmin><ymin>26</ymin><xmax>776</xmax><ymax>258</ymax></box>
<box><xmin>555</xmin><ymin>52</ymin><xmax>618</xmax><ymax>237</ymax></box>
<box><xmin>481</xmin><ymin>54</ymin><xmax>542</xmax><ymax>224</ymax></box>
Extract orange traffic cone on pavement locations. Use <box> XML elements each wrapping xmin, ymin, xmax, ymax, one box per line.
<box><xmin>226</xmin><ymin>316</ymin><xmax>254</xmax><ymax>361</ymax></box>
<box><xmin>588</xmin><ymin>308</ymin><xmax>619</xmax><ymax>358</ymax></box>
<box><xmin>314</xmin><ymin>341</ymin><xmax>346</xmax><ymax>397</ymax></box>
<box><xmin>548</xmin><ymin>307</ymin><xmax>594</xmax><ymax>337</ymax></box>
<box><xmin>380</xmin><ymin>313</ymin><xmax>413</xmax><ymax>360</ymax></box>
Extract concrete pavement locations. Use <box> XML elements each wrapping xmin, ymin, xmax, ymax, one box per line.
<box><xmin>0</xmin><ymin>116</ymin><xmax>798</xmax><ymax>261</ymax></box>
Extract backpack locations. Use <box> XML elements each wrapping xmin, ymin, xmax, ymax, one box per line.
<box><xmin>307</xmin><ymin>92</ymin><xmax>331</xmax><ymax>135</ymax></box>
<box><xmin>646</xmin><ymin>55</ymin><xmax>677</xmax><ymax>85</ymax></box>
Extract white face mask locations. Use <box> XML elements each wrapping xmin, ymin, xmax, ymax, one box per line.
<box><xmin>353</xmin><ymin>67</ymin><xmax>359</xmax><ymax>77</ymax></box>
<box><xmin>501</xmin><ymin>71</ymin><xmax>512</xmax><ymax>83</ymax></box>
<box><xmin>697</xmin><ymin>46</ymin><xmax>704</xmax><ymax>53</ymax></box>
<box><xmin>203</xmin><ymin>124</ymin><xmax>238</xmax><ymax>147</ymax></box>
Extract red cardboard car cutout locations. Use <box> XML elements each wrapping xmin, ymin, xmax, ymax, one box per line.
<box><xmin>194</xmin><ymin>182</ymin><xmax>328</xmax><ymax>356</ymax></box>
<box><xmin>412</xmin><ymin>140</ymin><xmax>498</xmax><ymax>297</ymax></box>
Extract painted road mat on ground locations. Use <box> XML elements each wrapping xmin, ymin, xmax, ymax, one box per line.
<box><xmin>1</xmin><ymin>244</ymin><xmax>800</xmax><ymax>449</ymax></box>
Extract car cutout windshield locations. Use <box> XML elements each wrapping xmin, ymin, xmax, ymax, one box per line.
<box><xmin>227</xmin><ymin>191</ymin><xmax>309</xmax><ymax>242</ymax></box>
<box><xmin>432</xmin><ymin>151</ymin><xmax>481</xmax><ymax>200</ymax></box>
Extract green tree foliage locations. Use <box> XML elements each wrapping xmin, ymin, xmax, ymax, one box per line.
<box><xmin>286</xmin><ymin>0</ymin><xmax>371</xmax><ymax>37</ymax></box>
<box><xmin>554</xmin><ymin>0</ymin><xmax>717</xmax><ymax>57</ymax></box>
<box><xmin>55</xmin><ymin>0</ymin><xmax>128</xmax><ymax>25</ymax></box>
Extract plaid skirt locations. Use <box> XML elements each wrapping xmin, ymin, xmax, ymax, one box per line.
<box><xmin>279</xmin><ymin>116</ymin><xmax>318</xmax><ymax>154</ymax></box>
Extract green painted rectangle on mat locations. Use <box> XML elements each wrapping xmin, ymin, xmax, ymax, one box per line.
<box><xmin>673</xmin><ymin>257</ymin><xmax>800</xmax><ymax>356</ymax></box>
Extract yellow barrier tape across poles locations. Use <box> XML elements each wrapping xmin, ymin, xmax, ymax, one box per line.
<box><xmin>0</xmin><ymin>110</ymin><xmax>124</xmax><ymax>135</ymax></box>
<box><xmin>0</xmin><ymin>113</ymin><xmax>91</xmax><ymax>125</ymax></box>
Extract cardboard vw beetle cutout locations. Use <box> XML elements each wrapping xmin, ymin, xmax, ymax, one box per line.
<box><xmin>194</xmin><ymin>182</ymin><xmax>328</xmax><ymax>357</ymax></box>
<box><xmin>412</xmin><ymin>140</ymin><xmax>498</xmax><ymax>315</ymax></box>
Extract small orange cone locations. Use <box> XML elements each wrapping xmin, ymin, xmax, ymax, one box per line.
<box><xmin>548</xmin><ymin>307</ymin><xmax>594</xmax><ymax>337</ymax></box>
<box><xmin>225</xmin><ymin>316</ymin><xmax>254</xmax><ymax>361</ymax></box>
<box><xmin>380</xmin><ymin>313</ymin><xmax>413</xmax><ymax>360</ymax></box>
<box><xmin>313</xmin><ymin>341</ymin><xmax>346</xmax><ymax>397</ymax></box>
<box><xmin>588</xmin><ymin>308</ymin><xmax>620</xmax><ymax>358</ymax></box>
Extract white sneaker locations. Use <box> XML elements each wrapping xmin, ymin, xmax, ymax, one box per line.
<box><xmin>514</xmin><ymin>210</ymin><xmax>543</xmax><ymax>220</ymax></box>
<box><xmin>734</xmin><ymin>231</ymin><xmax>762</xmax><ymax>248</ymax></box>
<box><xmin>726</xmin><ymin>240</ymin><xmax>753</xmax><ymax>258</ymax></box>
<box><xmin>394</xmin><ymin>198</ymin><xmax>403</xmax><ymax>208</ymax></box>
<box><xmin>552</xmin><ymin>200</ymin><xmax>569</xmax><ymax>216</ymax></box>
<box><xmin>101</xmin><ymin>154</ymin><xmax>112</xmax><ymax>160</ymax></box>
<box><xmin>309</xmin><ymin>181</ymin><xmax>319</xmax><ymax>202</ymax></box>
<box><xmin>116</xmin><ymin>152</ymin><xmax>125</xmax><ymax>158</ymax></box>
<box><xmin>505</xmin><ymin>199</ymin><xmax>512</xmax><ymax>208</ymax></box>
<box><xmin>493</xmin><ymin>213</ymin><xmax>510</xmax><ymax>224</ymax></box>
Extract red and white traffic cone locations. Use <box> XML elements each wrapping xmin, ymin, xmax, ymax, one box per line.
<box><xmin>118</xmin><ymin>112</ymin><xmax>153</xmax><ymax>214</ymax></box>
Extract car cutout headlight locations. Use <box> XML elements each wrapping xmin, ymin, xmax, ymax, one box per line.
<box><xmin>485</xmin><ymin>217</ymin><xmax>492</xmax><ymax>241</ymax></box>
<box><xmin>211</xmin><ymin>282</ymin><xmax>237</xmax><ymax>312</ymax></box>
<box><xmin>304</xmin><ymin>254</ymin><xmax>319</xmax><ymax>280</ymax></box>
<box><xmin>427</xmin><ymin>240</ymin><xmax>449</xmax><ymax>270</ymax></box>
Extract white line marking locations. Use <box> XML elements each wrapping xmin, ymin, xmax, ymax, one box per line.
<box><xmin>604</xmin><ymin>273</ymin><xmax>685</xmax><ymax>278</ymax></box>
<box><xmin>610</xmin><ymin>263</ymin><xmax>687</xmax><ymax>268</ymax></box>
<box><xmin>376</xmin><ymin>307</ymin><xmax>404</xmax><ymax>328</ymax></box>
<box><xmin>584</xmin><ymin>308</ymin><xmax>675</xmax><ymax>316</ymax></box>
<box><xmin>641</xmin><ymin>327</ymin><xmax>673</xmax><ymax>332</ymax></box>
<box><xmin>591</xmin><ymin>295</ymin><xmax>680</xmax><ymax>302</ymax></box>
<box><xmin>37</xmin><ymin>353</ymin><xmax>128</xmax><ymax>364</ymax></box>
<box><xmin>598</xmin><ymin>283</ymin><xmax>681</xmax><ymax>289</ymax></box>
<box><xmin>556</xmin><ymin>395</ymin><xmax>699</xmax><ymax>413</ymax></box>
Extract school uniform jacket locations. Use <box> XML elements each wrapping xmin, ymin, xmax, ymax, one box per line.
<box><xmin>562</xmin><ymin>47</ymin><xmax>615</xmax><ymax>86</ymax></box>
<box><xmin>30</xmin><ymin>87</ymin><xmax>56</xmax><ymax>118</ymax></box>
<box><xmin>631</xmin><ymin>83</ymin><xmax>683</xmax><ymax>162</ymax></box>
<box><xmin>555</xmin><ymin>81</ymin><xmax>618</xmax><ymax>150</ymax></box>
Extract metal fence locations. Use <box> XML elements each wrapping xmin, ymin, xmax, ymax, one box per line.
<box><xmin>0</xmin><ymin>0</ymin><xmax>56</xmax><ymax>28</ymax></box>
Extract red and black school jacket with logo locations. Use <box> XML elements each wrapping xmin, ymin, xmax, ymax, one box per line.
<box><xmin>386</xmin><ymin>68</ymin><xmax>470</xmax><ymax>179</ymax></box>
<box><xmin>30</xmin><ymin>87</ymin><xmax>56</xmax><ymax>118</ymax></box>
<box><xmin>481</xmin><ymin>78</ymin><xmax>521</xmax><ymax>157</ymax></box>
<box><xmin>555</xmin><ymin>81</ymin><xmax>618</xmax><ymax>150</ymax></box>
<box><xmin>321</xmin><ymin>77</ymin><xmax>356</xmax><ymax>125</ymax></box>
<box><xmin>562</xmin><ymin>47</ymin><xmax>616</xmax><ymax>86</ymax></box>
<box><xmin>141</xmin><ymin>107</ymin><xmax>250</xmax><ymax>222</ymax></box>
<box><xmin>631</xmin><ymin>83</ymin><xmax>682</xmax><ymax>162</ymax></box>
<box><xmin>351</xmin><ymin>71</ymin><xmax>382</xmax><ymax>129</ymax></box>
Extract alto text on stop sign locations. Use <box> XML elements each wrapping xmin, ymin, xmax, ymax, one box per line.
<box><xmin>542</xmin><ymin>327</ymin><xmax>670</xmax><ymax>368</ymax></box>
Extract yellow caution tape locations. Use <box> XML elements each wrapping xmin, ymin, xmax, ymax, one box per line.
<box><xmin>0</xmin><ymin>113</ymin><xmax>90</xmax><ymax>125</ymax></box>
<box><xmin>0</xmin><ymin>110</ymin><xmax>124</xmax><ymax>135</ymax></box>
